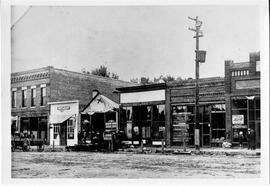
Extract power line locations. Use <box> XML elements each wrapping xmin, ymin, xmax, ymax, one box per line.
<box><xmin>11</xmin><ymin>6</ymin><xmax>32</xmax><ymax>30</ymax></box>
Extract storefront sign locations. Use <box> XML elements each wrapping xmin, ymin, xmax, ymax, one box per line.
<box><xmin>232</xmin><ymin>115</ymin><xmax>244</xmax><ymax>125</ymax></box>
<box><xmin>120</xmin><ymin>89</ymin><xmax>165</xmax><ymax>104</ymax></box>
<box><xmin>57</xmin><ymin>106</ymin><xmax>70</xmax><ymax>112</ymax></box>
<box><xmin>236</xmin><ymin>80</ymin><xmax>260</xmax><ymax>89</ymax></box>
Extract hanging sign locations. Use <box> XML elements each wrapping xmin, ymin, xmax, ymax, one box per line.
<box><xmin>232</xmin><ymin>115</ymin><xmax>244</xmax><ymax>125</ymax></box>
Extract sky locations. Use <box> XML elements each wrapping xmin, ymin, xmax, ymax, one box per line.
<box><xmin>11</xmin><ymin>4</ymin><xmax>261</xmax><ymax>81</ymax></box>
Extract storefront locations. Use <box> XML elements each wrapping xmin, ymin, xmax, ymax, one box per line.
<box><xmin>81</xmin><ymin>91</ymin><xmax>119</xmax><ymax>144</ymax></box>
<box><xmin>230</xmin><ymin>96</ymin><xmax>260</xmax><ymax>147</ymax></box>
<box><xmin>48</xmin><ymin>100</ymin><xmax>79</xmax><ymax>146</ymax></box>
<box><xmin>117</xmin><ymin>84</ymin><xmax>167</xmax><ymax>145</ymax></box>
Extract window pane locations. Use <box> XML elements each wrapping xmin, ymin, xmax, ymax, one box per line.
<box><xmin>255</xmin><ymin>99</ymin><xmax>260</xmax><ymax>109</ymax></box>
<box><xmin>126</xmin><ymin>107</ymin><xmax>132</xmax><ymax>121</ymax></box>
<box><xmin>106</xmin><ymin>112</ymin><xmax>116</xmax><ymax>122</ymax></box>
<box><xmin>248</xmin><ymin>100</ymin><xmax>255</xmax><ymax>109</ymax></box>
<box><xmin>255</xmin><ymin>110</ymin><xmax>260</xmax><ymax>121</ymax></box>
<box><xmin>249</xmin><ymin>110</ymin><xmax>255</xmax><ymax>121</ymax></box>
<box><xmin>232</xmin><ymin>99</ymin><xmax>247</xmax><ymax>109</ymax></box>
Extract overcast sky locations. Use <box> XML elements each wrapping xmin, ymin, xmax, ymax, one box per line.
<box><xmin>11</xmin><ymin>5</ymin><xmax>261</xmax><ymax>81</ymax></box>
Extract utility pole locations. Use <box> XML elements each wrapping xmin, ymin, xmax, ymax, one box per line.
<box><xmin>188</xmin><ymin>16</ymin><xmax>206</xmax><ymax>152</ymax></box>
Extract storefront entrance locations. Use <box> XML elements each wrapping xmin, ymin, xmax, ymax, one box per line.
<box><xmin>120</xmin><ymin>104</ymin><xmax>165</xmax><ymax>145</ymax></box>
<box><xmin>60</xmin><ymin>121</ymin><xmax>67</xmax><ymax>146</ymax></box>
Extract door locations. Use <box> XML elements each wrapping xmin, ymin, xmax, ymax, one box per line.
<box><xmin>201</xmin><ymin>123</ymin><xmax>211</xmax><ymax>146</ymax></box>
<box><xmin>60</xmin><ymin>121</ymin><xmax>67</xmax><ymax>146</ymax></box>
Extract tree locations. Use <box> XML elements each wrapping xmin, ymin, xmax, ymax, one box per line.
<box><xmin>82</xmin><ymin>65</ymin><xmax>119</xmax><ymax>79</ymax></box>
<box><xmin>111</xmin><ymin>72</ymin><xmax>119</xmax><ymax>80</ymax></box>
<box><xmin>91</xmin><ymin>65</ymin><xmax>110</xmax><ymax>78</ymax></box>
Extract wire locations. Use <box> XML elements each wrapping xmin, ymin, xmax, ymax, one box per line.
<box><xmin>11</xmin><ymin>6</ymin><xmax>32</xmax><ymax>30</ymax></box>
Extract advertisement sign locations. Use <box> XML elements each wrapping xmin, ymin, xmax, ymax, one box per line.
<box><xmin>232</xmin><ymin>115</ymin><xmax>244</xmax><ymax>125</ymax></box>
<box><xmin>194</xmin><ymin>129</ymin><xmax>200</xmax><ymax>145</ymax></box>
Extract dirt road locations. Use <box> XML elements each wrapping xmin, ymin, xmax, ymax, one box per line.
<box><xmin>12</xmin><ymin>152</ymin><xmax>260</xmax><ymax>178</ymax></box>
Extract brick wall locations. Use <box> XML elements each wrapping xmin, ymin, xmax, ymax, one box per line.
<box><xmin>49</xmin><ymin>68</ymin><xmax>136</xmax><ymax>111</ymax></box>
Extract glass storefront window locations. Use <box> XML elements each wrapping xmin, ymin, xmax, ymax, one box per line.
<box><xmin>232</xmin><ymin>99</ymin><xmax>247</xmax><ymax>109</ymax></box>
<box><xmin>105</xmin><ymin>112</ymin><xmax>116</xmax><ymax>123</ymax></box>
<box><xmin>255</xmin><ymin>99</ymin><xmax>260</xmax><ymax>109</ymax></box>
<box><xmin>126</xmin><ymin>107</ymin><xmax>132</xmax><ymax>121</ymax></box>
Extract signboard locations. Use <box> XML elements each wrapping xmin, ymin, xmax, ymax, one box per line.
<box><xmin>236</xmin><ymin>80</ymin><xmax>260</xmax><ymax>89</ymax></box>
<box><xmin>120</xmin><ymin>89</ymin><xmax>165</xmax><ymax>104</ymax></box>
<box><xmin>57</xmin><ymin>106</ymin><xmax>71</xmax><ymax>112</ymax></box>
<box><xmin>232</xmin><ymin>115</ymin><xmax>244</xmax><ymax>125</ymax></box>
<box><xmin>194</xmin><ymin>129</ymin><xmax>200</xmax><ymax>146</ymax></box>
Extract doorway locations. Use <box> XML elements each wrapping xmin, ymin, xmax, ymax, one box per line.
<box><xmin>60</xmin><ymin>121</ymin><xmax>67</xmax><ymax>146</ymax></box>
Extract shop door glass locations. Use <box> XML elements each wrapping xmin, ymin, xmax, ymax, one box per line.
<box><xmin>60</xmin><ymin>121</ymin><xmax>67</xmax><ymax>146</ymax></box>
<box><xmin>201</xmin><ymin>123</ymin><xmax>210</xmax><ymax>146</ymax></box>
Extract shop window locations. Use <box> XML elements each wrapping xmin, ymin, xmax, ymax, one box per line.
<box><xmin>255</xmin><ymin>110</ymin><xmax>260</xmax><ymax>121</ymax></box>
<box><xmin>126</xmin><ymin>107</ymin><xmax>132</xmax><ymax>121</ymax></box>
<box><xmin>31</xmin><ymin>88</ymin><xmax>36</xmax><ymax>107</ymax></box>
<box><xmin>249</xmin><ymin>110</ymin><xmax>255</xmax><ymax>121</ymax></box>
<box><xmin>67</xmin><ymin>119</ymin><xmax>74</xmax><ymax>139</ymax></box>
<box><xmin>54</xmin><ymin>124</ymin><xmax>60</xmax><ymax>139</ymax></box>
<box><xmin>232</xmin><ymin>99</ymin><xmax>247</xmax><ymax>109</ymax></box>
<box><xmin>255</xmin><ymin>99</ymin><xmax>260</xmax><ymax>109</ymax></box>
<box><xmin>12</xmin><ymin>90</ymin><xmax>16</xmax><ymax>108</ymax></box>
<box><xmin>248</xmin><ymin>100</ymin><xmax>255</xmax><ymax>109</ymax></box>
<box><xmin>105</xmin><ymin>112</ymin><xmax>116</xmax><ymax>123</ymax></box>
<box><xmin>22</xmin><ymin>90</ymin><xmax>26</xmax><ymax>107</ymax></box>
<box><xmin>232</xmin><ymin>109</ymin><xmax>247</xmax><ymax>125</ymax></box>
<box><xmin>151</xmin><ymin>121</ymin><xmax>165</xmax><ymax>140</ymax></box>
<box><xmin>153</xmin><ymin>105</ymin><xmax>165</xmax><ymax>121</ymax></box>
<box><xmin>41</xmin><ymin>87</ymin><xmax>46</xmax><ymax>106</ymax></box>
<box><xmin>212</xmin><ymin>104</ymin><xmax>225</xmax><ymax>112</ymax></box>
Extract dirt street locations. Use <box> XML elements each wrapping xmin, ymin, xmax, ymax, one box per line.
<box><xmin>12</xmin><ymin>152</ymin><xmax>260</xmax><ymax>178</ymax></box>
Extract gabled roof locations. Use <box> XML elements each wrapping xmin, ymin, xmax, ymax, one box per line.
<box><xmin>81</xmin><ymin>93</ymin><xmax>119</xmax><ymax>115</ymax></box>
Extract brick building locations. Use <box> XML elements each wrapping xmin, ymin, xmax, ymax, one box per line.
<box><xmin>11</xmin><ymin>66</ymin><xmax>136</xmax><ymax>144</ymax></box>
<box><xmin>117</xmin><ymin>52</ymin><xmax>260</xmax><ymax>147</ymax></box>
<box><xmin>225</xmin><ymin>52</ymin><xmax>260</xmax><ymax>147</ymax></box>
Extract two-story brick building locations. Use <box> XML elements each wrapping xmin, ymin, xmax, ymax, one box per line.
<box><xmin>11</xmin><ymin>66</ymin><xmax>136</xmax><ymax>144</ymax></box>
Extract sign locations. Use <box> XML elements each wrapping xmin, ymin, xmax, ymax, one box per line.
<box><xmin>194</xmin><ymin>129</ymin><xmax>200</xmax><ymax>145</ymax></box>
<box><xmin>57</xmin><ymin>106</ymin><xmax>70</xmax><ymax>112</ymax></box>
<box><xmin>236</xmin><ymin>80</ymin><xmax>260</xmax><ymax>89</ymax></box>
<box><xmin>197</xmin><ymin>50</ymin><xmax>206</xmax><ymax>63</ymax></box>
<box><xmin>232</xmin><ymin>115</ymin><xmax>244</xmax><ymax>125</ymax></box>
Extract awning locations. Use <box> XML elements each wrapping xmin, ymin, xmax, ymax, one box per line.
<box><xmin>49</xmin><ymin>114</ymin><xmax>75</xmax><ymax>124</ymax></box>
<box><xmin>11</xmin><ymin>116</ymin><xmax>18</xmax><ymax>121</ymax></box>
<box><xmin>81</xmin><ymin>94</ymin><xmax>119</xmax><ymax>114</ymax></box>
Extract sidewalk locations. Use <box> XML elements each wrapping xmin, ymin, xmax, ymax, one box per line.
<box><xmin>118</xmin><ymin>146</ymin><xmax>261</xmax><ymax>156</ymax></box>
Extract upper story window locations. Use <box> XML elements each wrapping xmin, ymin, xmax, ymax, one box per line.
<box><xmin>22</xmin><ymin>89</ymin><xmax>26</xmax><ymax>107</ymax></box>
<box><xmin>231</xmin><ymin>70</ymin><xmax>249</xmax><ymax>77</ymax></box>
<box><xmin>41</xmin><ymin>86</ymin><xmax>46</xmax><ymax>106</ymax></box>
<box><xmin>31</xmin><ymin>88</ymin><xmax>36</xmax><ymax>107</ymax></box>
<box><xmin>11</xmin><ymin>90</ymin><xmax>17</xmax><ymax>108</ymax></box>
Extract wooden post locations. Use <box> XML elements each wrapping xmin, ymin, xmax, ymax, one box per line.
<box><xmin>161</xmin><ymin>138</ymin><xmax>164</xmax><ymax>154</ymax></box>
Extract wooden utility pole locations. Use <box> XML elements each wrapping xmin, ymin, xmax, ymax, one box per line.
<box><xmin>188</xmin><ymin>16</ymin><xmax>204</xmax><ymax>151</ymax></box>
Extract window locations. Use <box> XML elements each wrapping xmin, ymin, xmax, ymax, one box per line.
<box><xmin>53</xmin><ymin>124</ymin><xmax>60</xmax><ymax>139</ymax></box>
<box><xmin>31</xmin><ymin>88</ymin><xmax>36</xmax><ymax>106</ymax></box>
<box><xmin>41</xmin><ymin>87</ymin><xmax>46</xmax><ymax>106</ymax></box>
<box><xmin>67</xmin><ymin>119</ymin><xmax>74</xmax><ymax>139</ymax></box>
<box><xmin>12</xmin><ymin>90</ymin><xmax>16</xmax><ymax>108</ymax></box>
<box><xmin>22</xmin><ymin>90</ymin><xmax>26</xmax><ymax>107</ymax></box>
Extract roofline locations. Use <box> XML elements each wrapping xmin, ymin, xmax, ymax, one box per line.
<box><xmin>48</xmin><ymin>100</ymin><xmax>79</xmax><ymax>105</ymax></box>
<box><xmin>11</xmin><ymin>66</ymin><xmax>52</xmax><ymax>76</ymax></box>
<box><xmin>11</xmin><ymin>66</ymin><xmax>138</xmax><ymax>86</ymax></box>
<box><xmin>52</xmin><ymin>67</ymin><xmax>138</xmax><ymax>85</ymax></box>
<box><xmin>116</xmin><ymin>83</ymin><xmax>166</xmax><ymax>92</ymax></box>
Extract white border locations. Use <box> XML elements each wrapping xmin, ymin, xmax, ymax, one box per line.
<box><xmin>1</xmin><ymin>0</ymin><xmax>269</xmax><ymax>185</ymax></box>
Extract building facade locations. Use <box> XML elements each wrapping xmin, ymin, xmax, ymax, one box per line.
<box><xmin>225</xmin><ymin>52</ymin><xmax>260</xmax><ymax>147</ymax></box>
<box><xmin>117</xmin><ymin>52</ymin><xmax>260</xmax><ymax>147</ymax></box>
<box><xmin>11</xmin><ymin>66</ymin><xmax>136</xmax><ymax>144</ymax></box>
